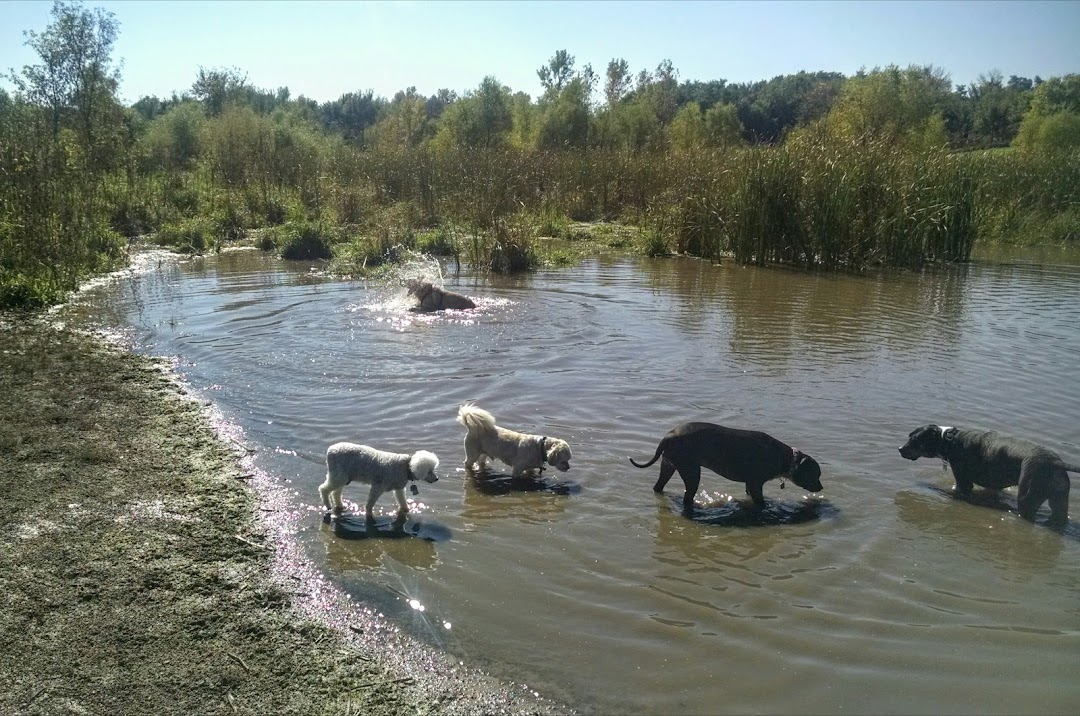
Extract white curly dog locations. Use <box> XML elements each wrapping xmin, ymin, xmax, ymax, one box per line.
<box><xmin>457</xmin><ymin>404</ymin><xmax>572</xmax><ymax>477</ymax></box>
<box><xmin>319</xmin><ymin>443</ymin><xmax>440</xmax><ymax>521</ymax></box>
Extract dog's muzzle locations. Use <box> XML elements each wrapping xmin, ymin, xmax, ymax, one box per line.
<box><xmin>898</xmin><ymin>445</ymin><xmax>919</xmax><ymax>460</ymax></box>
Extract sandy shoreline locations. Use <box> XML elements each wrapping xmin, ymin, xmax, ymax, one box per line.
<box><xmin>0</xmin><ymin>318</ymin><xmax>566</xmax><ymax>715</ymax></box>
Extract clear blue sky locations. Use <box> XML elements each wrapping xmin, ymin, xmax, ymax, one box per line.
<box><xmin>2</xmin><ymin>0</ymin><xmax>1078</xmax><ymax>104</ymax></box>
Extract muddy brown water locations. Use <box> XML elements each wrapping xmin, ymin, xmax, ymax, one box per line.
<box><xmin>64</xmin><ymin>246</ymin><xmax>1080</xmax><ymax>714</ymax></box>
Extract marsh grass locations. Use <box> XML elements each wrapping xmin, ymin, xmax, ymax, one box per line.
<box><xmin>129</xmin><ymin>142</ymin><xmax>1080</xmax><ymax>272</ymax></box>
<box><xmin>9</xmin><ymin>119</ymin><xmax>1075</xmax><ymax>309</ymax></box>
<box><xmin>152</xmin><ymin>217</ymin><xmax>215</xmax><ymax>253</ymax></box>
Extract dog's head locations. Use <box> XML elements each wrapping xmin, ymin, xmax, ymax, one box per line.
<box><xmin>545</xmin><ymin>439</ymin><xmax>572</xmax><ymax>472</ymax></box>
<box><xmin>403</xmin><ymin>278</ymin><xmax>436</xmax><ymax>303</ymax></box>
<box><xmin>410</xmin><ymin>450</ymin><xmax>440</xmax><ymax>483</ymax></box>
<box><xmin>791</xmin><ymin>452</ymin><xmax>823</xmax><ymax>493</ymax></box>
<box><xmin>899</xmin><ymin>425</ymin><xmax>955</xmax><ymax>461</ymax></box>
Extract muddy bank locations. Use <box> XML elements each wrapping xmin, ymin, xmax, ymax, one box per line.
<box><xmin>0</xmin><ymin>318</ymin><xmax>562</xmax><ymax>715</ymax></box>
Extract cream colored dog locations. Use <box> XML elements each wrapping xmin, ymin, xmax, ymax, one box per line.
<box><xmin>457</xmin><ymin>403</ymin><xmax>572</xmax><ymax>477</ymax></box>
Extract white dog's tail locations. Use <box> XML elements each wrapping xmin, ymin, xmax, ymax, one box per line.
<box><xmin>457</xmin><ymin>403</ymin><xmax>496</xmax><ymax>433</ymax></box>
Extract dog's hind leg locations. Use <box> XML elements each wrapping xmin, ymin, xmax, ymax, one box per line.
<box><xmin>675</xmin><ymin>462</ymin><xmax>702</xmax><ymax>508</ymax></box>
<box><xmin>653</xmin><ymin>456</ymin><xmax>677</xmax><ymax>494</ymax></box>
<box><xmin>364</xmin><ymin>484</ymin><xmax>382</xmax><ymax>522</ymax></box>
<box><xmin>463</xmin><ymin>437</ymin><xmax>480</xmax><ymax>472</ymax></box>
<box><xmin>1047</xmin><ymin>472</ymin><xmax>1070</xmax><ymax>527</ymax></box>
<box><xmin>1017</xmin><ymin>461</ymin><xmax>1051</xmax><ymax>523</ymax></box>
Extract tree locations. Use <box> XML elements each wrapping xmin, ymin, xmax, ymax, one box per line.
<box><xmin>703</xmin><ymin>102</ymin><xmax>744</xmax><ymax>147</ymax></box>
<box><xmin>536</xmin><ymin>77</ymin><xmax>591</xmax><ymax>149</ymax></box>
<box><xmin>191</xmin><ymin>66</ymin><xmax>248</xmax><ymax>116</ymax></box>
<box><xmin>2</xmin><ymin>0</ymin><xmax>126</xmax><ymax>305</ymax></box>
<box><xmin>668</xmin><ymin>101</ymin><xmax>705</xmax><ymax>152</ymax></box>
<box><xmin>140</xmin><ymin>100</ymin><xmax>204</xmax><ymax>172</ymax></box>
<box><xmin>12</xmin><ymin>0</ymin><xmax>122</xmax><ymax>161</ymax></box>
<box><xmin>1014</xmin><ymin>74</ymin><xmax>1080</xmax><ymax>151</ymax></box>
<box><xmin>320</xmin><ymin>90</ymin><xmax>382</xmax><ymax>143</ymax></box>
<box><xmin>425</xmin><ymin>88</ymin><xmax>457</xmax><ymax>121</ymax></box>
<box><xmin>605</xmin><ymin>58</ymin><xmax>631</xmax><ymax>106</ymax></box>
<box><xmin>433</xmin><ymin>76</ymin><xmax>512</xmax><ymax>149</ymax></box>
<box><xmin>826</xmin><ymin>64</ymin><xmax>953</xmax><ymax>146</ymax></box>
<box><xmin>368</xmin><ymin>87</ymin><xmax>428</xmax><ymax>148</ymax></box>
<box><xmin>537</xmin><ymin>50</ymin><xmax>576</xmax><ymax>96</ymax></box>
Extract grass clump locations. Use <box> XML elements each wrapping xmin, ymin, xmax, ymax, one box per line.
<box><xmin>275</xmin><ymin>220</ymin><xmax>337</xmax><ymax>260</ymax></box>
<box><xmin>152</xmin><ymin>217</ymin><xmax>215</xmax><ymax>253</ymax></box>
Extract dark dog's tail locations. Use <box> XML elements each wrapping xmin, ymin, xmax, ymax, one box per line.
<box><xmin>1062</xmin><ymin>462</ymin><xmax>1080</xmax><ymax>474</ymax></box>
<box><xmin>629</xmin><ymin>440</ymin><xmax>667</xmax><ymax>469</ymax></box>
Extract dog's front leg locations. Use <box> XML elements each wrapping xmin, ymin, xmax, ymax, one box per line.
<box><xmin>746</xmin><ymin>481</ymin><xmax>767</xmax><ymax>509</ymax></box>
<box><xmin>393</xmin><ymin>487</ymin><xmax>410</xmax><ymax>515</ymax></box>
<box><xmin>951</xmin><ymin>471</ymin><xmax>974</xmax><ymax>498</ymax></box>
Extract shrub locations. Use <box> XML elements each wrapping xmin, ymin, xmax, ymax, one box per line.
<box><xmin>415</xmin><ymin>226</ymin><xmax>459</xmax><ymax>256</ymax></box>
<box><xmin>153</xmin><ymin>217</ymin><xmax>214</xmax><ymax>253</ymax></box>
<box><xmin>278</xmin><ymin>221</ymin><xmax>336</xmax><ymax>260</ymax></box>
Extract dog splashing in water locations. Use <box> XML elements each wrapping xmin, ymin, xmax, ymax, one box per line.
<box><xmin>403</xmin><ymin>277</ymin><xmax>476</xmax><ymax>312</ymax></box>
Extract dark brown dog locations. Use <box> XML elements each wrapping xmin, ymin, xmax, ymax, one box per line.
<box><xmin>899</xmin><ymin>424</ymin><xmax>1075</xmax><ymax>527</ymax></box>
<box><xmin>630</xmin><ymin>422</ymin><xmax>823</xmax><ymax>509</ymax></box>
<box><xmin>404</xmin><ymin>279</ymin><xmax>476</xmax><ymax>312</ymax></box>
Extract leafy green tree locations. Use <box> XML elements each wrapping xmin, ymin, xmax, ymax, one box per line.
<box><xmin>1014</xmin><ymin>74</ymin><xmax>1080</xmax><ymax>150</ymax></box>
<box><xmin>11</xmin><ymin>0</ymin><xmax>123</xmax><ymax>167</ymax></box>
<box><xmin>536</xmin><ymin>77</ymin><xmax>592</xmax><ymax>149</ymax></box>
<box><xmin>605</xmin><ymin>58</ymin><xmax>631</xmax><ymax>106</ymax></box>
<box><xmin>320</xmin><ymin>90</ymin><xmax>383</xmax><ymax>144</ymax></box>
<box><xmin>533</xmin><ymin>53</ymin><xmax>595</xmax><ymax>150</ymax></box>
<box><xmin>669</xmin><ymin>101</ymin><xmax>705</xmax><ymax>152</ymax></box>
<box><xmin>191</xmin><ymin>66</ymin><xmax>248</xmax><ymax>116</ymax></box>
<box><xmin>425</xmin><ymin>88</ymin><xmax>457</xmax><ymax>121</ymax></box>
<box><xmin>968</xmin><ymin>70</ymin><xmax>1031</xmax><ymax>147</ymax></box>
<box><xmin>703</xmin><ymin>102</ymin><xmax>744</xmax><ymax>147</ymax></box>
<box><xmin>537</xmin><ymin>50</ymin><xmax>576</xmax><ymax>96</ymax></box>
<box><xmin>827</xmin><ymin>64</ymin><xmax>953</xmax><ymax>147</ymax></box>
<box><xmin>1</xmin><ymin>0</ymin><xmax>126</xmax><ymax>306</ymax></box>
<box><xmin>509</xmin><ymin>91</ymin><xmax>538</xmax><ymax>148</ymax></box>
<box><xmin>140</xmin><ymin>100</ymin><xmax>205</xmax><ymax>172</ymax></box>
<box><xmin>433</xmin><ymin>76</ymin><xmax>512</xmax><ymax>149</ymax></box>
<box><xmin>368</xmin><ymin>87</ymin><xmax>428</xmax><ymax>148</ymax></box>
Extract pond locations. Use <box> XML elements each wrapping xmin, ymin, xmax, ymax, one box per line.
<box><xmin>64</xmin><ymin>245</ymin><xmax>1080</xmax><ymax>714</ymax></box>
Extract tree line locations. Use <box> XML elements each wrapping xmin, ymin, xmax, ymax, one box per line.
<box><xmin>128</xmin><ymin>56</ymin><xmax>1075</xmax><ymax>154</ymax></box>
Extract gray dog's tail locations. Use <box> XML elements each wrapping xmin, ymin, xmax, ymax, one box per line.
<box><xmin>630</xmin><ymin>439</ymin><xmax>667</xmax><ymax>469</ymax></box>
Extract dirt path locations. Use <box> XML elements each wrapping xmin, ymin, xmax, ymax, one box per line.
<box><xmin>0</xmin><ymin>319</ymin><xmax>560</xmax><ymax>715</ymax></box>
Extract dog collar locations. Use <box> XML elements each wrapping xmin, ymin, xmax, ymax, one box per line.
<box><xmin>538</xmin><ymin>436</ymin><xmax>548</xmax><ymax>471</ymax></box>
<box><xmin>782</xmin><ymin>448</ymin><xmax>802</xmax><ymax>488</ymax></box>
<box><xmin>938</xmin><ymin>426</ymin><xmax>955</xmax><ymax>466</ymax></box>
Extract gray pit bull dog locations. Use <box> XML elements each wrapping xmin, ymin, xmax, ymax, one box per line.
<box><xmin>899</xmin><ymin>424</ymin><xmax>1076</xmax><ymax>527</ymax></box>
<box><xmin>630</xmin><ymin>422</ymin><xmax>823</xmax><ymax>509</ymax></box>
